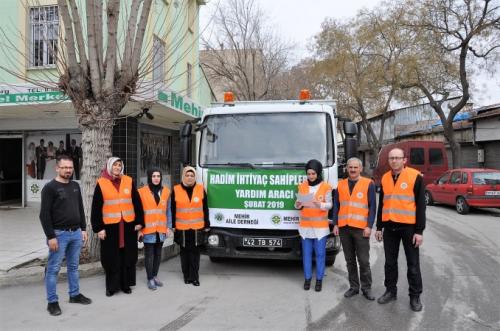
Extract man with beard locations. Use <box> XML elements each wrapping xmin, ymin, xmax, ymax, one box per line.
<box><xmin>39</xmin><ymin>155</ymin><xmax>92</xmax><ymax>316</ymax></box>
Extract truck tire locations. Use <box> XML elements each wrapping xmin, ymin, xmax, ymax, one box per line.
<box><xmin>325</xmin><ymin>256</ymin><xmax>336</xmax><ymax>267</ymax></box>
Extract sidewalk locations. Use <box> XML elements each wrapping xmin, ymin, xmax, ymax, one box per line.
<box><xmin>0</xmin><ymin>204</ymin><xmax>178</xmax><ymax>287</ymax></box>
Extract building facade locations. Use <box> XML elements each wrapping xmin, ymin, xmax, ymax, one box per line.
<box><xmin>0</xmin><ymin>0</ymin><xmax>214</xmax><ymax>207</ymax></box>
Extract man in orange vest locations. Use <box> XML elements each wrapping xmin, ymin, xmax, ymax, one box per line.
<box><xmin>375</xmin><ymin>148</ymin><xmax>426</xmax><ymax>312</ymax></box>
<box><xmin>333</xmin><ymin>157</ymin><xmax>376</xmax><ymax>300</ymax></box>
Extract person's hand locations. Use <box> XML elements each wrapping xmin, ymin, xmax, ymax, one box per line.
<box><xmin>137</xmin><ymin>231</ymin><xmax>144</xmax><ymax>242</ymax></box>
<box><xmin>363</xmin><ymin>227</ymin><xmax>372</xmax><ymax>238</ymax></box>
<box><xmin>375</xmin><ymin>230</ymin><xmax>383</xmax><ymax>242</ymax></box>
<box><xmin>332</xmin><ymin>225</ymin><xmax>339</xmax><ymax>236</ymax></box>
<box><xmin>81</xmin><ymin>230</ymin><xmax>88</xmax><ymax>244</ymax></box>
<box><xmin>312</xmin><ymin>201</ymin><xmax>322</xmax><ymax>208</ymax></box>
<box><xmin>48</xmin><ymin>238</ymin><xmax>58</xmax><ymax>252</ymax></box>
<box><xmin>98</xmin><ymin>229</ymin><xmax>106</xmax><ymax>240</ymax></box>
<box><xmin>134</xmin><ymin>224</ymin><xmax>142</xmax><ymax>231</ymax></box>
<box><xmin>295</xmin><ymin>201</ymin><xmax>302</xmax><ymax>209</ymax></box>
<box><xmin>413</xmin><ymin>234</ymin><xmax>423</xmax><ymax>247</ymax></box>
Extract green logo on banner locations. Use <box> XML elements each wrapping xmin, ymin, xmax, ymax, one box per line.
<box><xmin>271</xmin><ymin>214</ymin><xmax>281</xmax><ymax>225</ymax></box>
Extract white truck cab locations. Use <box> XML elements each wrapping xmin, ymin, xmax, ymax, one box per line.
<box><xmin>180</xmin><ymin>92</ymin><xmax>357</xmax><ymax>265</ymax></box>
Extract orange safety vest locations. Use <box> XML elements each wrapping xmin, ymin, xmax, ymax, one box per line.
<box><xmin>381</xmin><ymin>167</ymin><xmax>419</xmax><ymax>224</ymax></box>
<box><xmin>174</xmin><ymin>183</ymin><xmax>205</xmax><ymax>230</ymax></box>
<box><xmin>337</xmin><ymin>176</ymin><xmax>372</xmax><ymax>229</ymax></box>
<box><xmin>298</xmin><ymin>181</ymin><xmax>331</xmax><ymax>229</ymax></box>
<box><xmin>138</xmin><ymin>186</ymin><xmax>170</xmax><ymax>235</ymax></box>
<box><xmin>98</xmin><ymin>175</ymin><xmax>136</xmax><ymax>224</ymax></box>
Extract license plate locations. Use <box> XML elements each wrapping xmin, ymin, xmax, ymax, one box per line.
<box><xmin>485</xmin><ymin>191</ymin><xmax>500</xmax><ymax>196</ymax></box>
<box><xmin>243</xmin><ymin>237</ymin><xmax>283</xmax><ymax>247</ymax></box>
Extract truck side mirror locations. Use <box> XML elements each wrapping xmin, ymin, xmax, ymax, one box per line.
<box><xmin>343</xmin><ymin>121</ymin><xmax>358</xmax><ymax>136</ymax></box>
<box><xmin>343</xmin><ymin>121</ymin><xmax>358</xmax><ymax>160</ymax></box>
<box><xmin>180</xmin><ymin>122</ymin><xmax>192</xmax><ymax>166</ymax></box>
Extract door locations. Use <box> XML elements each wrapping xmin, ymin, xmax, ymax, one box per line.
<box><xmin>0</xmin><ymin>137</ymin><xmax>23</xmax><ymax>207</ymax></box>
<box><xmin>446</xmin><ymin>171</ymin><xmax>463</xmax><ymax>204</ymax></box>
<box><xmin>433</xmin><ymin>171</ymin><xmax>451</xmax><ymax>203</ymax></box>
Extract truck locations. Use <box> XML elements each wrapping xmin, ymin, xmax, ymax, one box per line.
<box><xmin>180</xmin><ymin>91</ymin><xmax>358</xmax><ymax>266</ymax></box>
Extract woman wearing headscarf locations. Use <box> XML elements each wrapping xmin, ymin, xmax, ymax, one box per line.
<box><xmin>171</xmin><ymin>166</ymin><xmax>209</xmax><ymax>286</ymax></box>
<box><xmin>137</xmin><ymin>168</ymin><xmax>172</xmax><ymax>290</ymax></box>
<box><xmin>91</xmin><ymin>157</ymin><xmax>144</xmax><ymax>296</ymax></box>
<box><xmin>295</xmin><ymin>159</ymin><xmax>332</xmax><ymax>292</ymax></box>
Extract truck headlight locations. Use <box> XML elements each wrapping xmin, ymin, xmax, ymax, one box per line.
<box><xmin>207</xmin><ymin>234</ymin><xmax>219</xmax><ymax>246</ymax></box>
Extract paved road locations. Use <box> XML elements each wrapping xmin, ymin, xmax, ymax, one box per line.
<box><xmin>1</xmin><ymin>205</ymin><xmax>499</xmax><ymax>330</ymax></box>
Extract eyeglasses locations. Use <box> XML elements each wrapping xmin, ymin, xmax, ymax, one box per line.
<box><xmin>57</xmin><ymin>167</ymin><xmax>74</xmax><ymax>170</ymax></box>
<box><xmin>388</xmin><ymin>157</ymin><xmax>404</xmax><ymax>161</ymax></box>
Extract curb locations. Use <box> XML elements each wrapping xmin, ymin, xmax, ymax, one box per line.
<box><xmin>0</xmin><ymin>244</ymin><xmax>179</xmax><ymax>288</ymax></box>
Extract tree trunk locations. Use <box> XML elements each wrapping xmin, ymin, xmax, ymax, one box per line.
<box><xmin>443</xmin><ymin>122</ymin><xmax>461</xmax><ymax>168</ymax></box>
<box><xmin>78</xmin><ymin>104</ymin><xmax>114</xmax><ymax>259</ymax></box>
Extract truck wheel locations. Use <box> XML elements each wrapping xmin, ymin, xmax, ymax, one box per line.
<box><xmin>456</xmin><ymin>196</ymin><xmax>470</xmax><ymax>215</ymax></box>
<box><xmin>325</xmin><ymin>256</ymin><xmax>336</xmax><ymax>267</ymax></box>
<box><xmin>209</xmin><ymin>256</ymin><xmax>223</xmax><ymax>263</ymax></box>
<box><xmin>424</xmin><ymin>191</ymin><xmax>434</xmax><ymax>206</ymax></box>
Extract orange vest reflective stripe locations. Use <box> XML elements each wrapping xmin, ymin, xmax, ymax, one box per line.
<box><xmin>298</xmin><ymin>181</ymin><xmax>331</xmax><ymax>229</ymax></box>
<box><xmin>98</xmin><ymin>175</ymin><xmax>135</xmax><ymax>224</ymax></box>
<box><xmin>174</xmin><ymin>184</ymin><xmax>205</xmax><ymax>230</ymax></box>
<box><xmin>337</xmin><ymin>177</ymin><xmax>371</xmax><ymax>229</ymax></box>
<box><xmin>381</xmin><ymin>167</ymin><xmax>419</xmax><ymax>224</ymax></box>
<box><xmin>138</xmin><ymin>186</ymin><xmax>170</xmax><ymax>235</ymax></box>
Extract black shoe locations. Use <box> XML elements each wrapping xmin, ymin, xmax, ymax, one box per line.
<box><xmin>362</xmin><ymin>289</ymin><xmax>375</xmax><ymax>301</ymax></box>
<box><xmin>192</xmin><ymin>280</ymin><xmax>200</xmax><ymax>286</ymax></box>
<box><xmin>47</xmin><ymin>302</ymin><xmax>61</xmax><ymax>316</ymax></box>
<box><xmin>344</xmin><ymin>288</ymin><xmax>359</xmax><ymax>298</ymax></box>
<box><xmin>377</xmin><ymin>291</ymin><xmax>397</xmax><ymax>304</ymax></box>
<box><xmin>184</xmin><ymin>279</ymin><xmax>192</xmax><ymax>284</ymax></box>
<box><xmin>122</xmin><ymin>288</ymin><xmax>132</xmax><ymax>294</ymax></box>
<box><xmin>69</xmin><ymin>293</ymin><xmax>92</xmax><ymax>305</ymax></box>
<box><xmin>303</xmin><ymin>279</ymin><xmax>311</xmax><ymax>291</ymax></box>
<box><xmin>410</xmin><ymin>296</ymin><xmax>423</xmax><ymax>312</ymax></box>
<box><xmin>105</xmin><ymin>290</ymin><xmax>115</xmax><ymax>297</ymax></box>
<box><xmin>315</xmin><ymin>280</ymin><xmax>322</xmax><ymax>292</ymax></box>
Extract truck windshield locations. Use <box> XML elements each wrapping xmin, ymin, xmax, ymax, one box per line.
<box><xmin>199</xmin><ymin>112</ymin><xmax>334</xmax><ymax>167</ymax></box>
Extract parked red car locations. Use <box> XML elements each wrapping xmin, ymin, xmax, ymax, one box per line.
<box><xmin>425</xmin><ymin>168</ymin><xmax>500</xmax><ymax>214</ymax></box>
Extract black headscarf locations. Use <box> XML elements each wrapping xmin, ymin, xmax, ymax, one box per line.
<box><xmin>147</xmin><ymin>168</ymin><xmax>162</xmax><ymax>204</ymax></box>
<box><xmin>305</xmin><ymin>159</ymin><xmax>323</xmax><ymax>186</ymax></box>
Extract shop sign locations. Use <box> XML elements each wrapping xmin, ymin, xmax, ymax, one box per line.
<box><xmin>158</xmin><ymin>90</ymin><xmax>203</xmax><ymax>117</ymax></box>
<box><xmin>0</xmin><ymin>91</ymin><xmax>68</xmax><ymax>104</ymax></box>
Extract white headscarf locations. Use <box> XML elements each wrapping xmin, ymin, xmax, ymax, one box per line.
<box><xmin>106</xmin><ymin>157</ymin><xmax>124</xmax><ymax>177</ymax></box>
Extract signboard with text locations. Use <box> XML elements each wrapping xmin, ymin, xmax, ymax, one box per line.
<box><xmin>207</xmin><ymin>168</ymin><xmax>306</xmax><ymax>229</ymax></box>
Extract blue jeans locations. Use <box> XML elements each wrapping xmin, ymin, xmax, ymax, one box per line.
<box><xmin>302</xmin><ymin>236</ymin><xmax>327</xmax><ymax>281</ymax></box>
<box><xmin>45</xmin><ymin>229</ymin><xmax>82</xmax><ymax>303</ymax></box>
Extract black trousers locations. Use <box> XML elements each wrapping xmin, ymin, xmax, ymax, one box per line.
<box><xmin>105</xmin><ymin>249</ymin><xmax>135</xmax><ymax>292</ymax></box>
<box><xmin>144</xmin><ymin>242</ymin><xmax>163</xmax><ymax>280</ymax></box>
<box><xmin>339</xmin><ymin>226</ymin><xmax>372</xmax><ymax>291</ymax></box>
<box><xmin>383</xmin><ymin>225</ymin><xmax>423</xmax><ymax>297</ymax></box>
<box><xmin>180</xmin><ymin>246</ymin><xmax>200</xmax><ymax>282</ymax></box>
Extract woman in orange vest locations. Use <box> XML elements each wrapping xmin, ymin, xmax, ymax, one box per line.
<box><xmin>91</xmin><ymin>157</ymin><xmax>144</xmax><ymax>297</ymax></box>
<box><xmin>295</xmin><ymin>159</ymin><xmax>332</xmax><ymax>292</ymax></box>
<box><xmin>172</xmin><ymin>166</ymin><xmax>209</xmax><ymax>287</ymax></box>
<box><xmin>137</xmin><ymin>168</ymin><xmax>171</xmax><ymax>291</ymax></box>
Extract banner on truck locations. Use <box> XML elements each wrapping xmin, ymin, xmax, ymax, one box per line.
<box><xmin>207</xmin><ymin>168</ymin><xmax>307</xmax><ymax>229</ymax></box>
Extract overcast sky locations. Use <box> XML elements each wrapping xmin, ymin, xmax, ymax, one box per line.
<box><xmin>200</xmin><ymin>0</ymin><xmax>499</xmax><ymax>107</ymax></box>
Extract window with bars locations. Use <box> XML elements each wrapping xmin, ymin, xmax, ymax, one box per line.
<box><xmin>152</xmin><ymin>36</ymin><xmax>165</xmax><ymax>82</ymax></box>
<box><xmin>29</xmin><ymin>6</ymin><xmax>59</xmax><ymax>67</ymax></box>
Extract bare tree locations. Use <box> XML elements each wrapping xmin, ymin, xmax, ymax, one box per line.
<box><xmin>312</xmin><ymin>8</ymin><xmax>411</xmax><ymax>155</ymax></box>
<box><xmin>0</xmin><ymin>0</ymin><xmax>206</xmax><ymax>258</ymax></box>
<box><xmin>200</xmin><ymin>0</ymin><xmax>291</xmax><ymax>101</ymax></box>
<box><xmin>399</xmin><ymin>0</ymin><xmax>500</xmax><ymax>167</ymax></box>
